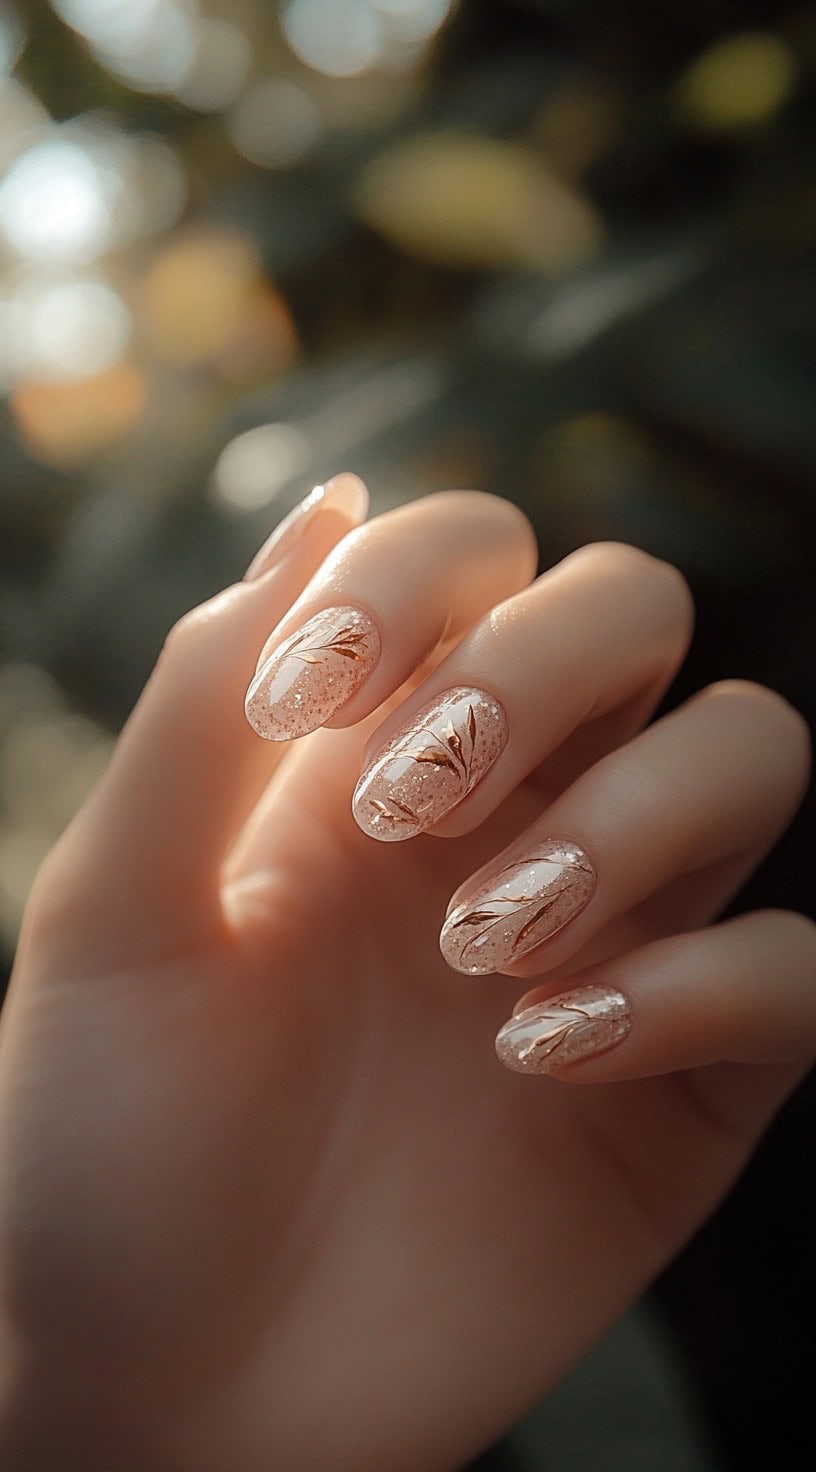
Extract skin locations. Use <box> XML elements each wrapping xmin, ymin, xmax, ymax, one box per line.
<box><xmin>0</xmin><ymin>489</ymin><xmax>813</xmax><ymax>1472</ymax></box>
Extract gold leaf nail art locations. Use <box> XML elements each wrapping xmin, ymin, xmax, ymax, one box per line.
<box><xmin>439</xmin><ymin>841</ymin><xmax>597</xmax><ymax>974</ymax></box>
<box><xmin>245</xmin><ymin>605</ymin><xmax>380</xmax><ymax>741</ymax></box>
<box><xmin>495</xmin><ymin>985</ymin><xmax>631</xmax><ymax>1075</ymax></box>
<box><xmin>352</xmin><ymin>687</ymin><xmax>508</xmax><ymax>842</ymax></box>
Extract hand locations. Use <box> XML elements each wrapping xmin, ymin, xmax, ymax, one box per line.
<box><xmin>0</xmin><ymin>480</ymin><xmax>813</xmax><ymax>1472</ymax></box>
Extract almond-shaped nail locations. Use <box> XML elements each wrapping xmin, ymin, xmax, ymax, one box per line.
<box><xmin>495</xmin><ymin>985</ymin><xmax>631</xmax><ymax>1074</ymax></box>
<box><xmin>352</xmin><ymin>687</ymin><xmax>508</xmax><ymax>841</ymax></box>
<box><xmin>245</xmin><ymin>605</ymin><xmax>380</xmax><ymax>740</ymax></box>
<box><xmin>440</xmin><ymin>840</ymin><xmax>596</xmax><ymax>974</ymax></box>
<box><xmin>243</xmin><ymin>473</ymin><xmax>368</xmax><ymax>581</ymax></box>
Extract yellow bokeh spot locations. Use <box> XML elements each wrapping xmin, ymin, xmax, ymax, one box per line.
<box><xmin>12</xmin><ymin>365</ymin><xmax>147</xmax><ymax>467</ymax></box>
<box><xmin>140</xmin><ymin>230</ymin><xmax>265</xmax><ymax>365</ymax></box>
<box><xmin>676</xmin><ymin>32</ymin><xmax>796</xmax><ymax>132</ymax></box>
<box><xmin>215</xmin><ymin>282</ymin><xmax>299</xmax><ymax>384</ymax></box>
<box><xmin>355</xmin><ymin>131</ymin><xmax>604</xmax><ymax>273</ymax></box>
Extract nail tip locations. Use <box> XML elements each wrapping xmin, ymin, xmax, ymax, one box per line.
<box><xmin>438</xmin><ymin>920</ymin><xmax>494</xmax><ymax>974</ymax></box>
<box><xmin>243</xmin><ymin>474</ymin><xmax>368</xmax><ymax>581</ymax></box>
<box><xmin>323</xmin><ymin>471</ymin><xmax>369</xmax><ymax>523</ymax></box>
<box><xmin>351</xmin><ymin>800</ymin><xmax>416</xmax><ymax>843</ymax></box>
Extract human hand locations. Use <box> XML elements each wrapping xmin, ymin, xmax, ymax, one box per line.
<box><xmin>0</xmin><ymin>478</ymin><xmax>813</xmax><ymax>1471</ymax></box>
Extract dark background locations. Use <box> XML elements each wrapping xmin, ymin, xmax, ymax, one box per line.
<box><xmin>0</xmin><ymin>1</ymin><xmax>813</xmax><ymax>1467</ymax></box>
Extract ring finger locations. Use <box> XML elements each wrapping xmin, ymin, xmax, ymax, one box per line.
<box><xmin>438</xmin><ymin>680</ymin><xmax>810</xmax><ymax>976</ymax></box>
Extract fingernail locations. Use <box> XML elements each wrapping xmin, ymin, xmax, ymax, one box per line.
<box><xmin>439</xmin><ymin>841</ymin><xmax>596</xmax><ymax>974</ymax></box>
<box><xmin>496</xmin><ymin>985</ymin><xmax>630</xmax><ymax>1075</ymax></box>
<box><xmin>352</xmin><ymin>687</ymin><xmax>508</xmax><ymax>841</ymax></box>
<box><xmin>245</xmin><ymin>605</ymin><xmax>380</xmax><ymax>740</ymax></box>
<box><xmin>243</xmin><ymin>472</ymin><xmax>368</xmax><ymax>581</ymax></box>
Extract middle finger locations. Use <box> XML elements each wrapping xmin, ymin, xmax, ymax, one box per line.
<box><xmin>351</xmin><ymin>542</ymin><xmax>693</xmax><ymax>841</ymax></box>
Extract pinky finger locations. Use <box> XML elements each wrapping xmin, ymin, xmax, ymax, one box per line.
<box><xmin>496</xmin><ymin>910</ymin><xmax>816</xmax><ymax>1080</ymax></box>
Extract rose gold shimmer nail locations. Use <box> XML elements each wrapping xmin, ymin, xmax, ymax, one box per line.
<box><xmin>439</xmin><ymin>840</ymin><xmax>596</xmax><ymax>974</ymax></box>
<box><xmin>495</xmin><ymin>985</ymin><xmax>631</xmax><ymax>1075</ymax></box>
<box><xmin>243</xmin><ymin>473</ymin><xmax>368</xmax><ymax>581</ymax></box>
<box><xmin>352</xmin><ymin>686</ymin><xmax>508</xmax><ymax>841</ymax></box>
<box><xmin>245</xmin><ymin>605</ymin><xmax>380</xmax><ymax>740</ymax></box>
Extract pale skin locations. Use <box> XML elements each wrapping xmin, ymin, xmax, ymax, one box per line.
<box><xmin>0</xmin><ymin>483</ymin><xmax>814</xmax><ymax>1471</ymax></box>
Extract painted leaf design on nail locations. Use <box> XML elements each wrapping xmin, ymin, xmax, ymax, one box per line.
<box><xmin>513</xmin><ymin>897</ymin><xmax>561</xmax><ymax>951</ymax></box>
<box><xmin>324</xmin><ymin>629</ymin><xmax>370</xmax><ymax>660</ymax></box>
<box><xmin>391</xmin><ymin>798</ymin><xmax>419</xmax><ymax>820</ymax></box>
<box><xmin>451</xmin><ymin>908</ymin><xmax>507</xmax><ymax>928</ymax></box>
<box><xmin>404</xmin><ymin>703</ymin><xmax>479</xmax><ymax>789</ymax></box>
<box><xmin>450</xmin><ymin>895</ymin><xmax>535</xmax><ymax>964</ymax></box>
<box><xmin>518</xmin><ymin>1004</ymin><xmax>593</xmax><ymax>1064</ymax></box>
<box><xmin>404</xmin><ymin>746</ymin><xmax>459</xmax><ymax>773</ymax></box>
<box><xmin>368</xmin><ymin>796</ymin><xmax>419</xmax><ymax>827</ymax></box>
<box><xmin>467</xmin><ymin>703</ymin><xmax>477</xmax><ymax>746</ymax></box>
<box><xmin>445</xmin><ymin>719</ymin><xmax>465</xmax><ymax>767</ymax></box>
<box><xmin>285</xmin><ymin>622</ymin><xmax>370</xmax><ymax>666</ymax></box>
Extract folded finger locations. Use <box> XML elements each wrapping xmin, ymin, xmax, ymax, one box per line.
<box><xmin>46</xmin><ymin>475</ymin><xmax>368</xmax><ymax>959</ymax></box>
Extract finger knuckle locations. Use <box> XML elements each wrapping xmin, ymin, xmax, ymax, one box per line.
<box><xmin>22</xmin><ymin>837</ymin><xmax>84</xmax><ymax>943</ymax></box>
<box><xmin>157</xmin><ymin>595</ymin><xmax>227</xmax><ymax>672</ymax></box>
<box><xmin>573</xmin><ymin>542</ymin><xmax>695</xmax><ymax>640</ymax></box>
<box><xmin>698</xmin><ymin>680</ymin><xmax>810</xmax><ymax>760</ymax></box>
<box><xmin>755</xmin><ymin>908</ymin><xmax>816</xmax><ymax>956</ymax></box>
<box><xmin>161</xmin><ymin>608</ymin><xmax>200</xmax><ymax>659</ymax></box>
<box><xmin>446</xmin><ymin>490</ymin><xmax>538</xmax><ymax>568</ymax></box>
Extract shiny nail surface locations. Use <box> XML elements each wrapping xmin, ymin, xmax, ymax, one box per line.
<box><xmin>440</xmin><ymin>841</ymin><xmax>596</xmax><ymax>974</ymax></box>
<box><xmin>243</xmin><ymin>473</ymin><xmax>368</xmax><ymax>581</ymax></box>
<box><xmin>352</xmin><ymin>687</ymin><xmax>508</xmax><ymax>841</ymax></box>
<box><xmin>245</xmin><ymin>605</ymin><xmax>380</xmax><ymax>740</ymax></box>
<box><xmin>495</xmin><ymin>985</ymin><xmax>631</xmax><ymax>1074</ymax></box>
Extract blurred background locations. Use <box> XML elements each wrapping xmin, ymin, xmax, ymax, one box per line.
<box><xmin>0</xmin><ymin>0</ymin><xmax>814</xmax><ymax>1467</ymax></box>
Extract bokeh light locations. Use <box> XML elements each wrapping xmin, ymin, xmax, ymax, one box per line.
<box><xmin>139</xmin><ymin>228</ymin><xmax>299</xmax><ymax>370</ymax></box>
<box><xmin>52</xmin><ymin>0</ymin><xmax>198</xmax><ymax>94</ymax></box>
<box><xmin>121</xmin><ymin>133</ymin><xmax>186</xmax><ymax>237</ymax></box>
<box><xmin>11</xmin><ymin>362</ymin><xmax>147</xmax><ymax>465</ymax></box>
<box><xmin>0</xmin><ymin>136</ymin><xmax>115</xmax><ymax>263</ymax></box>
<box><xmin>0</xmin><ymin>118</ymin><xmax>186</xmax><ymax>266</ymax></box>
<box><xmin>676</xmin><ymin>32</ymin><xmax>796</xmax><ymax>132</ymax></box>
<box><xmin>282</xmin><ymin>0</ymin><xmax>385</xmax><ymax>78</ymax></box>
<box><xmin>0</xmin><ymin>78</ymin><xmax>49</xmax><ymax>172</ymax></box>
<box><xmin>371</xmin><ymin>0</ymin><xmax>453</xmax><ymax>45</ymax></box>
<box><xmin>3</xmin><ymin>273</ymin><xmax>131</xmax><ymax>381</ymax></box>
<box><xmin>228</xmin><ymin>79</ymin><xmax>324</xmax><ymax>170</ymax></box>
<box><xmin>356</xmin><ymin>131</ymin><xmax>603</xmax><ymax>271</ymax></box>
<box><xmin>173</xmin><ymin>16</ymin><xmax>251</xmax><ymax>113</ymax></box>
<box><xmin>213</xmin><ymin>422</ymin><xmax>312</xmax><ymax>510</ymax></box>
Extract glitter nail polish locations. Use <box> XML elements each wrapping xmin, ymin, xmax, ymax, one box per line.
<box><xmin>352</xmin><ymin>686</ymin><xmax>508</xmax><ymax>841</ymax></box>
<box><xmin>245</xmin><ymin>605</ymin><xmax>380</xmax><ymax>740</ymax></box>
<box><xmin>495</xmin><ymin>985</ymin><xmax>631</xmax><ymax>1074</ymax></box>
<box><xmin>440</xmin><ymin>840</ymin><xmax>596</xmax><ymax>974</ymax></box>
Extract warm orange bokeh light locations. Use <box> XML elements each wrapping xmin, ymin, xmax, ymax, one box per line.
<box><xmin>11</xmin><ymin>364</ymin><xmax>148</xmax><ymax>466</ymax></box>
